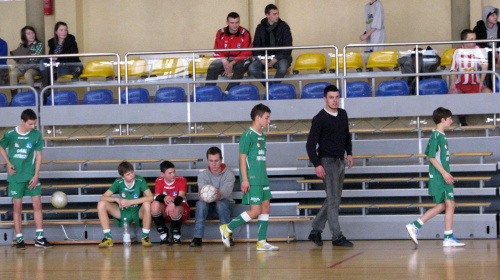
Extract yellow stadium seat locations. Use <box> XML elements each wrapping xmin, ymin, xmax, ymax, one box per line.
<box><xmin>117</xmin><ymin>59</ymin><xmax>149</xmax><ymax>78</ymax></box>
<box><xmin>79</xmin><ymin>60</ymin><xmax>114</xmax><ymax>79</ymax></box>
<box><xmin>150</xmin><ymin>58</ymin><xmax>184</xmax><ymax>76</ymax></box>
<box><xmin>58</xmin><ymin>75</ymin><xmax>74</xmax><ymax>79</ymax></box>
<box><xmin>292</xmin><ymin>53</ymin><xmax>327</xmax><ymax>74</ymax></box>
<box><xmin>440</xmin><ymin>48</ymin><xmax>456</xmax><ymax>70</ymax></box>
<box><xmin>329</xmin><ymin>51</ymin><xmax>363</xmax><ymax>73</ymax></box>
<box><xmin>365</xmin><ymin>50</ymin><xmax>399</xmax><ymax>71</ymax></box>
<box><xmin>188</xmin><ymin>57</ymin><xmax>216</xmax><ymax>77</ymax></box>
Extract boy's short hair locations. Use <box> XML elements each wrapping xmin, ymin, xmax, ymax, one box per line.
<box><xmin>250</xmin><ymin>103</ymin><xmax>271</xmax><ymax>121</ymax></box>
<box><xmin>324</xmin><ymin>84</ymin><xmax>340</xmax><ymax>97</ymax></box>
<box><xmin>227</xmin><ymin>12</ymin><xmax>239</xmax><ymax>20</ymax></box>
<box><xmin>160</xmin><ymin>160</ymin><xmax>175</xmax><ymax>173</ymax></box>
<box><xmin>21</xmin><ymin>109</ymin><xmax>37</xmax><ymax>121</ymax></box>
<box><xmin>118</xmin><ymin>161</ymin><xmax>134</xmax><ymax>176</ymax></box>
<box><xmin>432</xmin><ymin>107</ymin><xmax>452</xmax><ymax>124</ymax></box>
<box><xmin>265</xmin><ymin>4</ymin><xmax>278</xmax><ymax>14</ymax></box>
<box><xmin>206</xmin><ymin>146</ymin><xmax>222</xmax><ymax>159</ymax></box>
<box><xmin>460</xmin><ymin>29</ymin><xmax>475</xmax><ymax>40</ymax></box>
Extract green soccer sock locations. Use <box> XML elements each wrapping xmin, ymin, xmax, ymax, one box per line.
<box><xmin>227</xmin><ymin>211</ymin><xmax>252</xmax><ymax>231</ymax></box>
<box><xmin>412</xmin><ymin>219</ymin><xmax>423</xmax><ymax>229</ymax></box>
<box><xmin>16</xmin><ymin>233</ymin><xmax>24</xmax><ymax>242</ymax></box>
<box><xmin>103</xmin><ymin>229</ymin><xmax>112</xmax><ymax>240</ymax></box>
<box><xmin>142</xmin><ymin>229</ymin><xmax>150</xmax><ymax>239</ymax></box>
<box><xmin>257</xmin><ymin>214</ymin><xmax>269</xmax><ymax>242</ymax></box>
<box><xmin>35</xmin><ymin>229</ymin><xmax>44</xmax><ymax>239</ymax></box>
<box><xmin>444</xmin><ymin>230</ymin><xmax>453</xmax><ymax>239</ymax></box>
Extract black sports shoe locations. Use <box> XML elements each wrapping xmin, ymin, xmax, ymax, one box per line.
<box><xmin>308</xmin><ymin>232</ymin><xmax>323</xmax><ymax>246</ymax></box>
<box><xmin>189</xmin><ymin>238</ymin><xmax>202</xmax><ymax>247</ymax></box>
<box><xmin>16</xmin><ymin>240</ymin><xmax>25</xmax><ymax>250</ymax></box>
<box><xmin>332</xmin><ymin>235</ymin><xmax>353</xmax><ymax>247</ymax></box>
<box><xmin>171</xmin><ymin>236</ymin><xmax>182</xmax><ymax>246</ymax></box>
<box><xmin>229</xmin><ymin>237</ymin><xmax>235</xmax><ymax>247</ymax></box>
<box><xmin>160</xmin><ymin>237</ymin><xmax>170</xmax><ymax>245</ymax></box>
<box><xmin>34</xmin><ymin>237</ymin><xmax>54</xmax><ymax>248</ymax></box>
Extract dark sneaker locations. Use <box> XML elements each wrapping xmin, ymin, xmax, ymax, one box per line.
<box><xmin>160</xmin><ymin>237</ymin><xmax>170</xmax><ymax>245</ymax></box>
<box><xmin>34</xmin><ymin>237</ymin><xmax>54</xmax><ymax>248</ymax></box>
<box><xmin>308</xmin><ymin>232</ymin><xmax>323</xmax><ymax>246</ymax></box>
<box><xmin>332</xmin><ymin>235</ymin><xmax>353</xmax><ymax>247</ymax></box>
<box><xmin>189</xmin><ymin>238</ymin><xmax>202</xmax><ymax>247</ymax></box>
<box><xmin>16</xmin><ymin>240</ymin><xmax>25</xmax><ymax>250</ymax></box>
<box><xmin>229</xmin><ymin>237</ymin><xmax>235</xmax><ymax>247</ymax></box>
<box><xmin>171</xmin><ymin>236</ymin><xmax>182</xmax><ymax>246</ymax></box>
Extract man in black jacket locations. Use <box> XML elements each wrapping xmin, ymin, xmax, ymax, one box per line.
<box><xmin>248</xmin><ymin>4</ymin><xmax>292</xmax><ymax>86</ymax></box>
<box><xmin>473</xmin><ymin>6</ymin><xmax>500</xmax><ymax>89</ymax></box>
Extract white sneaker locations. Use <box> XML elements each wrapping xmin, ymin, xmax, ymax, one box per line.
<box><xmin>443</xmin><ymin>237</ymin><xmax>465</xmax><ymax>247</ymax></box>
<box><xmin>256</xmin><ymin>241</ymin><xmax>279</xmax><ymax>251</ymax></box>
<box><xmin>406</xmin><ymin>224</ymin><xmax>419</xmax><ymax>245</ymax></box>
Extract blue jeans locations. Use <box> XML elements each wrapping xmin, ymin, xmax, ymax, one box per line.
<box><xmin>193</xmin><ymin>199</ymin><xmax>234</xmax><ymax>238</ymax></box>
<box><xmin>311</xmin><ymin>157</ymin><xmax>345</xmax><ymax>239</ymax></box>
<box><xmin>248</xmin><ymin>58</ymin><xmax>290</xmax><ymax>86</ymax></box>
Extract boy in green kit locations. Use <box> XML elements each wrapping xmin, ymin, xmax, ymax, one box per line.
<box><xmin>97</xmin><ymin>161</ymin><xmax>153</xmax><ymax>247</ymax></box>
<box><xmin>219</xmin><ymin>103</ymin><xmax>278</xmax><ymax>251</ymax></box>
<box><xmin>406</xmin><ymin>107</ymin><xmax>465</xmax><ymax>247</ymax></box>
<box><xmin>0</xmin><ymin>109</ymin><xmax>52</xmax><ymax>249</ymax></box>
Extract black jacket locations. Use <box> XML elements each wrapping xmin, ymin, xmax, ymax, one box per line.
<box><xmin>473</xmin><ymin>20</ymin><xmax>500</xmax><ymax>48</ymax></box>
<box><xmin>252</xmin><ymin>18</ymin><xmax>293</xmax><ymax>62</ymax></box>
<box><xmin>48</xmin><ymin>34</ymin><xmax>81</xmax><ymax>63</ymax></box>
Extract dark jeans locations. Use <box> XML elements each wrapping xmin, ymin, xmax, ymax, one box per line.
<box><xmin>311</xmin><ymin>157</ymin><xmax>346</xmax><ymax>239</ymax></box>
<box><xmin>248</xmin><ymin>58</ymin><xmax>291</xmax><ymax>86</ymax></box>
<box><xmin>193</xmin><ymin>199</ymin><xmax>234</xmax><ymax>239</ymax></box>
<box><xmin>206</xmin><ymin>58</ymin><xmax>249</xmax><ymax>92</ymax></box>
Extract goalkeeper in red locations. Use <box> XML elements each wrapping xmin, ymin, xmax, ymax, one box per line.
<box><xmin>220</xmin><ymin>103</ymin><xmax>278</xmax><ymax>251</ymax></box>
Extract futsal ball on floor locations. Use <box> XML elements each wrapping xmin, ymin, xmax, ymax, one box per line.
<box><xmin>51</xmin><ymin>191</ymin><xmax>68</xmax><ymax>208</ymax></box>
<box><xmin>199</xmin><ymin>185</ymin><xmax>218</xmax><ymax>203</ymax></box>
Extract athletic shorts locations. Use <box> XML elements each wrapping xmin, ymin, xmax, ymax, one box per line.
<box><xmin>114</xmin><ymin>206</ymin><xmax>141</xmax><ymax>227</ymax></box>
<box><xmin>242</xmin><ymin>185</ymin><xmax>272</xmax><ymax>205</ymax></box>
<box><xmin>8</xmin><ymin>180</ymin><xmax>41</xmax><ymax>199</ymax></box>
<box><xmin>432</xmin><ymin>188</ymin><xmax>455</xmax><ymax>203</ymax></box>
<box><xmin>456</xmin><ymin>83</ymin><xmax>481</xmax><ymax>94</ymax></box>
<box><xmin>163</xmin><ymin>202</ymin><xmax>190</xmax><ymax>224</ymax></box>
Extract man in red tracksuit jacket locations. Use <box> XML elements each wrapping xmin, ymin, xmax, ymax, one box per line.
<box><xmin>206</xmin><ymin>12</ymin><xmax>252</xmax><ymax>94</ymax></box>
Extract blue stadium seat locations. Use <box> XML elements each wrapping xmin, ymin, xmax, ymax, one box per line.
<box><xmin>190</xmin><ymin>86</ymin><xmax>223</xmax><ymax>102</ymax></box>
<box><xmin>82</xmin><ymin>89</ymin><xmax>114</xmax><ymax>104</ymax></box>
<box><xmin>340</xmin><ymin>81</ymin><xmax>372</xmax><ymax>98</ymax></box>
<box><xmin>377</xmin><ymin>80</ymin><xmax>410</xmax><ymax>97</ymax></box>
<box><xmin>0</xmin><ymin>93</ymin><xmax>8</xmax><ymax>107</ymax></box>
<box><xmin>416</xmin><ymin>78</ymin><xmax>448</xmax><ymax>95</ymax></box>
<box><xmin>301</xmin><ymin>82</ymin><xmax>330</xmax><ymax>99</ymax></box>
<box><xmin>154</xmin><ymin>87</ymin><xmax>186</xmax><ymax>103</ymax></box>
<box><xmin>120</xmin><ymin>88</ymin><xmax>149</xmax><ymax>104</ymax></box>
<box><xmin>267</xmin><ymin>83</ymin><xmax>296</xmax><ymax>100</ymax></box>
<box><xmin>11</xmin><ymin>91</ymin><xmax>38</xmax><ymax>107</ymax></box>
<box><xmin>46</xmin><ymin>90</ymin><xmax>78</xmax><ymax>105</ymax></box>
<box><xmin>227</xmin><ymin>85</ymin><xmax>259</xmax><ymax>101</ymax></box>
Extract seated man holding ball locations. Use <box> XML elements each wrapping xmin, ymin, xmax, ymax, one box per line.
<box><xmin>190</xmin><ymin>147</ymin><xmax>235</xmax><ymax>247</ymax></box>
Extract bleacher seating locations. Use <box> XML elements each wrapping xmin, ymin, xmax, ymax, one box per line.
<box><xmin>0</xmin><ymin>93</ymin><xmax>6</xmax><ymax>107</ymax></box>
<box><xmin>82</xmin><ymin>89</ymin><xmax>114</xmax><ymax>104</ymax></box>
<box><xmin>11</xmin><ymin>91</ymin><xmax>38</xmax><ymax>106</ymax></box>
<box><xmin>329</xmin><ymin>51</ymin><xmax>363</xmax><ymax>73</ymax></box>
<box><xmin>377</xmin><ymin>80</ymin><xmax>410</xmax><ymax>96</ymax></box>
<box><xmin>341</xmin><ymin>81</ymin><xmax>372</xmax><ymax>98</ymax></box>
<box><xmin>150</xmin><ymin>58</ymin><xmax>184</xmax><ymax>76</ymax></box>
<box><xmin>292</xmin><ymin>53</ymin><xmax>327</xmax><ymax>74</ymax></box>
<box><xmin>118</xmin><ymin>59</ymin><xmax>149</xmax><ymax>78</ymax></box>
<box><xmin>301</xmin><ymin>82</ymin><xmax>329</xmax><ymax>99</ymax></box>
<box><xmin>416</xmin><ymin>78</ymin><xmax>448</xmax><ymax>95</ymax></box>
<box><xmin>440</xmin><ymin>48</ymin><xmax>456</xmax><ymax>70</ymax></box>
<box><xmin>227</xmin><ymin>84</ymin><xmax>260</xmax><ymax>101</ymax></box>
<box><xmin>191</xmin><ymin>86</ymin><xmax>223</xmax><ymax>102</ymax></box>
<box><xmin>188</xmin><ymin>57</ymin><xmax>215</xmax><ymax>77</ymax></box>
<box><xmin>79</xmin><ymin>60</ymin><xmax>114</xmax><ymax>80</ymax></box>
<box><xmin>366</xmin><ymin>50</ymin><xmax>399</xmax><ymax>71</ymax></box>
<box><xmin>46</xmin><ymin>90</ymin><xmax>78</xmax><ymax>105</ymax></box>
<box><xmin>120</xmin><ymin>87</ymin><xmax>149</xmax><ymax>103</ymax></box>
<box><xmin>267</xmin><ymin>83</ymin><xmax>296</xmax><ymax>99</ymax></box>
<box><xmin>154</xmin><ymin>87</ymin><xmax>186</xmax><ymax>103</ymax></box>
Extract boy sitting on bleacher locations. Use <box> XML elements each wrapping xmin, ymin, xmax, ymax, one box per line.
<box><xmin>97</xmin><ymin>161</ymin><xmax>153</xmax><ymax>247</ymax></box>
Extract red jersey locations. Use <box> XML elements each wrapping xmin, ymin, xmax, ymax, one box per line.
<box><xmin>213</xmin><ymin>26</ymin><xmax>252</xmax><ymax>63</ymax></box>
<box><xmin>154</xmin><ymin>176</ymin><xmax>187</xmax><ymax>198</ymax></box>
<box><xmin>450</xmin><ymin>46</ymin><xmax>488</xmax><ymax>85</ymax></box>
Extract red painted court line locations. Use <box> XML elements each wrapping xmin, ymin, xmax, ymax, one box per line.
<box><xmin>328</xmin><ymin>252</ymin><xmax>364</xmax><ymax>268</ymax></box>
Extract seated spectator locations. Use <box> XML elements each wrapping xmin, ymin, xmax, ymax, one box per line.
<box><xmin>190</xmin><ymin>147</ymin><xmax>235</xmax><ymax>247</ymax></box>
<box><xmin>449</xmin><ymin>29</ymin><xmax>492</xmax><ymax>126</ymax></box>
<box><xmin>41</xmin><ymin>22</ymin><xmax>83</xmax><ymax>88</ymax></box>
<box><xmin>9</xmin><ymin>26</ymin><xmax>43</xmax><ymax>98</ymax></box>
<box><xmin>206</xmin><ymin>12</ymin><xmax>252</xmax><ymax>94</ymax></box>
<box><xmin>0</xmin><ymin>37</ymin><xmax>7</xmax><ymax>86</ymax></box>
<box><xmin>473</xmin><ymin>6</ymin><xmax>500</xmax><ymax>89</ymax></box>
<box><xmin>248</xmin><ymin>4</ymin><xmax>293</xmax><ymax>86</ymax></box>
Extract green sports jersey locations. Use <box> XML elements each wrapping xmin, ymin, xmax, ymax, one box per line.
<box><xmin>108</xmin><ymin>175</ymin><xmax>149</xmax><ymax>208</ymax></box>
<box><xmin>425</xmin><ymin>130</ymin><xmax>453</xmax><ymax>195</ymax></box>
<box><xmin>0</xmin><ymin>127</ymin><xmax>43</xmax><ymax>182</ymax></box>
<box><xmin>239</xmin><ymin>127</ymin><xmax>269</xmax><ymax>186</ymax></box>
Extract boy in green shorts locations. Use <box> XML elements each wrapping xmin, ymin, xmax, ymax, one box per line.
<box><xmin>406</xmin><ymin>107</ymin><xmax>465</xmax><ymax>247</ymax></box>
<box><xmin>0</xmin><ymin>109</ymin><xmax>52</xmax><ymax>249</ymax></box>
<box><xmin>220</xmin><ymin>103</ymin><xmax>278</xmax><ymax>251</ymax></box>
<box><xmin>97</xmin><ymin>161</ymin><xmax>153</xmax><ymax>247</ymax></box>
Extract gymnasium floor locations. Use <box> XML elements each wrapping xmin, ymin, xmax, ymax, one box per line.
<box><xmin>0</xmin><ymin>239</ymin><xmax>498</xmax><ymax>279</ymax></box>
